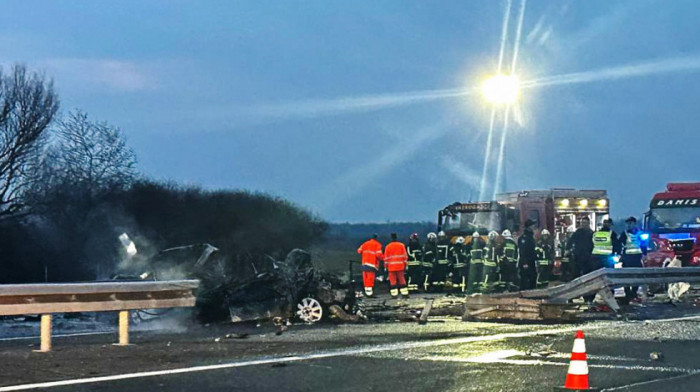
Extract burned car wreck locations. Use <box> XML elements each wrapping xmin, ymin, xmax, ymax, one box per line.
<box><xmin>115</xmin><ymin>243</ymin><xmax>356</xmax><ymax>324</ymax></box>
<box><xmin>223</xmin><ymin>249</ymin><xmax>357</xmax><ymax>323</ymax></box>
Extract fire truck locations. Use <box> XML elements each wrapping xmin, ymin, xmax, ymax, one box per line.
<box><xmin>643</xmin><ymin>183</ymin><xmax>700</xmax><ymax>267</ymax></box>
<box><xmin>437</xmin><ymin>188</ymin><xmax>610</xmax><ymax>262</ymax></box>
<box><xmin>437</xmin><ymin>201</ymin><xmax>519</xmax><ymax>241</ymax></box>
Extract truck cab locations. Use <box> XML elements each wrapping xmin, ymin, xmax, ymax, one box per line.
<box><xmin>644</xmin><ymin>183</ymin><xmax>700</xmax><ymax>267</ymax></box>
<box><xmin>437</xmin><ymin>201</ymin><xmax>520</xmax><ymax>243</ymax></box>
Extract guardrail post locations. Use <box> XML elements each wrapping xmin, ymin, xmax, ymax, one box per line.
<box><xmin>39</xmin><ymin>314</ymin><xmax>51</xmax><ymax>352</ymax></box>
<box><xmin>118</xmin><ymin>310</ymin><xmax>129</xmax><ymax>346</ymax></box>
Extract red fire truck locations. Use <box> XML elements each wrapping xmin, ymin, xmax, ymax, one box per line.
<box><xmin>643</xmin><ymin>183</ymin><xmax>700</xmax><ymax>267</ymax></box>
<box><xmin>437</xmin><ymin>188</ymin><xmax>610</xmax><ymax>262</ymax></box>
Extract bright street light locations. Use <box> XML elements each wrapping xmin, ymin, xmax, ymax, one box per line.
<box><xmin>481</xmin><ymin>74</ymin><xmax>520</xmax><ymax>104</ymax></box>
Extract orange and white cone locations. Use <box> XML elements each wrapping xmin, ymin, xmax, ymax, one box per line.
<box><xmin>559</xmin><ymin>330</ymin><xmax>598</xmax><ymax>391</ymax></box>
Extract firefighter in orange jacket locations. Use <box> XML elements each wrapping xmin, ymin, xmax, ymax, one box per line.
<box><xmin>357</xmin><ymin>234</ymin><xmax>383</xmax><ymax>297</ymax></box>
<box><xmin>384</xmin><ymin>233</ymin><xmax>409</xmax><ymax>299</ymax></box>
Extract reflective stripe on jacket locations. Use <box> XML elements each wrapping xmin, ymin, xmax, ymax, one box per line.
<box><xmin>470</xmin><ymin>249</ymin><xmax>484</xmax><ymax>264</ymax></box>
<box><xmin>624</xmin><ymin>231</ymin><xmax>642</xmax><ymax>255</ymax></box>
<box><xmin>357</xmin><ymin>239</ymin><xmax>383</xmax><ymax>269</ymax></box>
<box><xmin>592</xmin><ymin>231</ymin><xmax>613</xmax><ymax>255</ymax></box>
<box><xmin>503</xmin><ymin>239</ymin><xmax>518</xmax><ymax>261</ymax></box>
<box><xmin>384</xmin><ymin>241</ymin><xmax>408</xmax><ymax>272</ymax></box>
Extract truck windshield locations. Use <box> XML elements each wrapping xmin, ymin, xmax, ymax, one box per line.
<box><xmin>648</xmin><ymin>207</ymin><xmax>700</xmax><ymax>232</ymax></box>
<box><xmin>444</xmin><ymin>211</ymin><xmax>502</xmax><ymax>233</ymax></box>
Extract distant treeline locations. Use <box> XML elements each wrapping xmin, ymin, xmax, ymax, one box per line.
<box><xmin>0</xmin><ymin>64</ymin><xmax>326</xmax><ymax>283</ymax></box>
<box><xmin>325</xmin><ymin>222</ymin><xmax>437</xmax><ymax>248</ymax></box>
<box><xmin>0</xmin><ymin>181</ymin><xmax>326</xmax><ymax>283</ymax></box>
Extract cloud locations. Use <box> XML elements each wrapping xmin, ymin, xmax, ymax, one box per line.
<box><xmin>41</xmin><ymin>58</ymin><xmax>154</xmax><ymax>92</ymax></box>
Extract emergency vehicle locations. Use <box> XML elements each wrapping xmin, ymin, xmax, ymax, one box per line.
<box><xmin>437</xmin><ymin>201</ymin><xmax>519</xmax><ymax>242</ymax></box>
<box><xmin>437</xmin><ymin>188</ymin><xmax>610</xmax><ymax>266</ymax></box>
<box><xmin>643</xmin><ymin>183</ymin><xmax>700</xmax><ymax>267</ymax></box>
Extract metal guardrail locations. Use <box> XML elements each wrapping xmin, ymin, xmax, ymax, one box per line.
<box><xmin>0</xmin><ymin>280</ymin><xmax>199</xmax><ymax>351</ymax></box>
<box><xmin>488</xmin><ymin>267</ymin><xmax>700</xmax><ymax>312</ymax></box>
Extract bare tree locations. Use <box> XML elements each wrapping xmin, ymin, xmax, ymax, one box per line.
<box><xmin>43</xmin><ymin>110</ymin><xmax>137</xmax><ymax>195</ymax></box>
<box><xmin>0</xmin><ymin>65</ymin><xmax>59</xmax><ymax>218</ymax></box>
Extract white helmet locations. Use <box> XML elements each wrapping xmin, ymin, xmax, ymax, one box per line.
<box><xmin>438</xmin><ymin>230</ymin><xmax>446</xmax><ymax>237</ymax></box>
<box><xmin>456</xmin><ymin>236</ymin><xmax>465</xmax><ymax>244</ymax></box>
<box><xmin>502</xmin><ymin>229</ymin><xmax>512</xmax><ymax>239</ymax></box>
<box><xmin>541</xmin><ymin>229</ymin><xmax>551</xmax><ymax>236</ymax></box>
<box><xmin>472</xmin><ymin>231</ymin><xmax>480</xmax><ymax>238</ymax></box>
<box><xmin>488</xmin><ymin>231</ymin><xmax>499</xmax><ymax>239</ymax></box>
<box><xmin>427</xmin><ymin>232</ymin><xmax>437</xmax><ymax>240</ymax></box>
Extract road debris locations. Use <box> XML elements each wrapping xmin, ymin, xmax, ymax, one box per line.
<box><xmin>650</xmin><ymin>351</ymin><xmax>664</xmax><ymax>361</ymax></box>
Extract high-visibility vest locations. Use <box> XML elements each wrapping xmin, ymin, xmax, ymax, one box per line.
<box><xmin>592</xmin><ymin>231</ymin><xmax>613</xmax><ymax>255</ymax></box>
<box><xmin>383</xmin><ymin>241</ymin><xmax>408</xmax><ymax>271</ymax></box>
<box><xmin>503</xmin><ymin>240</ymin><xmax>518</xmax><ymax>262</ymax></box>
<box><xmin>624</xmin><ymin>231</ymin><xmax>642</xmax><ymax>255</ymax></box>
<box><xmin>470</xmin><ymin>249</ymin><xmax>484</xmax><ymax>265</ymax></box>
<box><xmin>535</xmin><ymin>246</ymin><xmax>550</xmax><ymax>266</ymax></box>
<box><xmin>357</xmin><ymin>239</ymin><xmax>382</xmax><ymax>269</ymax></box>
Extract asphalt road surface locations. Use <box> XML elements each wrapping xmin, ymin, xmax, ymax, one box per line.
<box><xmin>1</xmin><ymin>306</ymin><xmax>700</xmax><ymax>391</ymax></box>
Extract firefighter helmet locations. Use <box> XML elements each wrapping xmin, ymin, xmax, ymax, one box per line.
<box><xmin>427</xmin><ymin>232</ymin><xmax>437</xmax><ymax>240</ymax></box>
<box><xmin>438</xmin><ymin>231</ymin><xmax>446</xmax><ymax>237</ymax></box>
<box><xmin>410</xmin><ymin>232</ymin><xmax>419</xmax><ymax>240</ymax></box>
<box><xmin>488</xmin><ymin>230</ymin><xmax>499</xmax><ymax>239</ymax></box>
<box><xmin>456</xmin><ymin>236</ymin><xmax>465</xmax><ymax>244</ymax></box>
<box><xmin>472</xmin><ymin>231</ymin><xmax>480</xmax><ymax>238</ymax></box>
<box><xmin>541</xmin><ymin>229</ymin><xmax>551</xmax><ymax>236</ymax></box>
<box><xmin>502</xmin><ymin>229</ymin><xmax>512</xmax><ymax>238</ymax></box>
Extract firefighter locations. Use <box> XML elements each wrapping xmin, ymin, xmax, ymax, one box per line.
<box><xmin>421</xmin><ymin>232</ymin><xmax>438</xmax><ymax>292</ymax></box>
<box><xmin>406</xmin><ymin>233</ymin><xmax>423</xmax><ymax>292</ymax></box>
<box><xmin>429</xmin><ymin>231</ymin><xmax>451</xmax><ymax>291</ymax></box>
<box><xmin>535</xmin><ymin>229</ymin><xmax>555</xmax><ymax>288</ymax></box>
<box><xmin>357</xmin><ymin>234</ymin><xmax>383</xmax><ymax>297</ymax></box>
<box><xmin>384</xmin><ymin>233</ymin><xmax>409</xmax><ymax>299</ymax></box>
<box><xmin>482</xmin><ymin>232</ymin><xmax>499</xmax><ymax>293</ymax></box>
<box><xmin>619</xmin><ymin>217</ymin><xmax>648</xmax><ymax>304</ymax></box>
<box><xmin>559</xmin><ymin>226</ymin><xmax>577</xmax><ymax>282</ymax></box>
<box><xmin>449</xmin><ymin>236</ymin><xmax>469</xmax><ymax>293</ymax></box>
<box><xmin>466</xmin><ymin>233</ymin><xmax>485</xmax><ymax>294</ymax></box>
<box><xmin>499</xmin><ymin>229</ymin><xmax>519</xmax><ymax>291</ymax></box>
<box><xmin>518</xmin><ymin>219</ymin><xmax>538</xmax><ymax>290</ymax></box>
<box><xmin>567</xmin><ymin>216</ymin><xmax>595</xmax><ymax>303</ymax></box>
<box><xmin>592</xmin><ymin>218</ymin><xmax>618</xmax><ymax>269</ymax></box>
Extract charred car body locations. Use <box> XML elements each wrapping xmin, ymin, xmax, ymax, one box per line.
<box><xmin>114</xmin><ymin>243</ymin><xmax>354</xmax><ymax>323</ymax></box>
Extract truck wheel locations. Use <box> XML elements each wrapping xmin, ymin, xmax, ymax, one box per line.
<box><xmin>296</xmin><ymin>298</ymin><xmax>323</xmax><ymax>323</ymax></box>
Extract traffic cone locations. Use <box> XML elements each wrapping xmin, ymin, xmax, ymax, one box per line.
<box><xmin>558</xmin><ymin>330</ymin><xmax>598</xmax><ymax>391</ymax></box>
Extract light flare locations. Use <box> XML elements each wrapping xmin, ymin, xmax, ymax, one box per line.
<box><xmin>482</xmin><ymin>74</ymin><xmax>521</xmax><ymax>104</ymax></box>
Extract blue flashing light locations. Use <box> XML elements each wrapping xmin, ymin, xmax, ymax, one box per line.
<box><xmin>639</xmin><ymin>233</ymin><xmax>650</xmax><ymax>241</ymax></box>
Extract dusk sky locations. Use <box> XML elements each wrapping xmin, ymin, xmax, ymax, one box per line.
<box><xmin>3</xmin><ymin>0</ymin><xmax>699</xmax><ymax>222</ymax></box>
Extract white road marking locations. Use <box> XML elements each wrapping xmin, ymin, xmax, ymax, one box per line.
<box><xmin>601</xmin><ymin>371</ymin><xmax>700</xmax><ymax>391</ymax></box>
<box><xmin>2</xmin><ymin>314</ymin><xmax>700</xmax><ymax>391</ymax></box>
<box><xmin>420</xmin><ymin>356</ymin><xmax>697</xmax><ymax>374</ymax></box>
<box><xmin>0</xmin><ymin>325</ymin><xmax>591</xmax><ymax>391</ymax></box>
